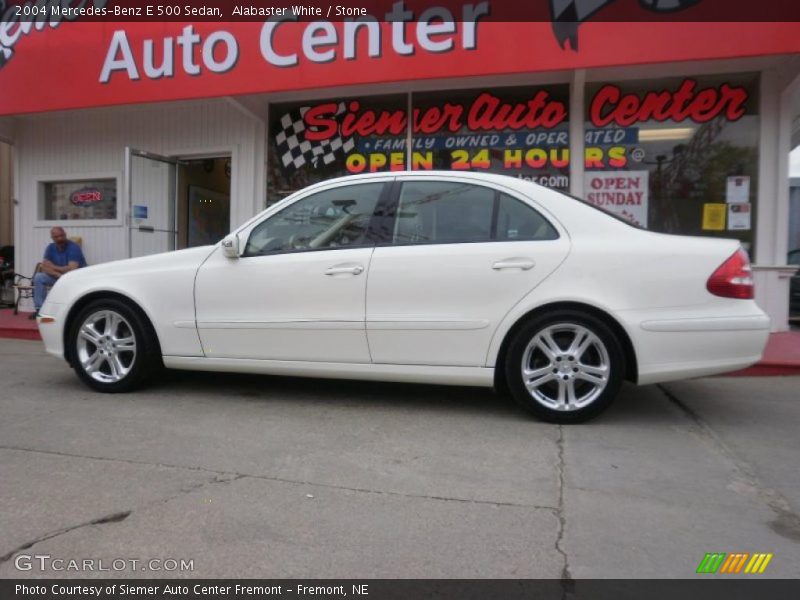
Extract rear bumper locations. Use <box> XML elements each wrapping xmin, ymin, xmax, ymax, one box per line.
<box><xmin>637</xmin><ymin>344</ymin><xmax>767</xmax><ymax>384</ymax></box>
<box><xmin>622</xmin><ymin>310</ymin><xmax>770</xmax><ymax>385</ymax></box>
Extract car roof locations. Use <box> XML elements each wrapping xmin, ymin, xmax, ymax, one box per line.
<box><xmin>314</xmin><ymin>170</ymin><xmax>539</xmax><ymax>191</ymax></box>
<box><xmin>293</xmin><ymin>171</ymin><xmax>551</xmax><ymax>209</ymax></box>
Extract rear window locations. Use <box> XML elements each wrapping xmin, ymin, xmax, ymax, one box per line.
<box><xmin>562</xmin><ymin>191</ymin><xmax>646</xmax><ymax>230</ymax></box>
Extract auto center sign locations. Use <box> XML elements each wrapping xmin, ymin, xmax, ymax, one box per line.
<box><xmin>97</xmin><ymin>3</ymin><xmax>487</xmax><ymax>83</ymax></box>
<box><xmin>1</xmin><ymin>1</ymin><xmax>799</xmax><ymax>116</ymax></box>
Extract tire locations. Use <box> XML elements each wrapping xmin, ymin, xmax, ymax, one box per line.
<box><xmin>504</xmin><ymin>310</ymin><xmax>625</xmax><ymax>423</ymax></box>
<box><xmin>67</xmin><ymin>298</ymin><xmax>160</xmax><ymax>393</ymax></box>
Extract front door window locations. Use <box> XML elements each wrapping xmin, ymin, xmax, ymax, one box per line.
<box><xmin>245</xmin><ymin>183</ymin><xmax>385</xmax><ymax>255</ymax></box>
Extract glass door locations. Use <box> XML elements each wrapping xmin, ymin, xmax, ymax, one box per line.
<box><xmin>126</xmin><ymin>148</ymin><xmax>178</xmax><ymax>258</ymax></box>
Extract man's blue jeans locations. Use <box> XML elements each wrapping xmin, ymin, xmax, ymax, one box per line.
<box><xmin>33</xmin><ymin>272</ymin><xmax>58</xmax><ymax>311</ymax></box>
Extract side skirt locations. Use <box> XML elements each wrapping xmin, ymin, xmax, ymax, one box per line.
<box><xmin>163</xmin><ymin>356</ymin><xmax>495</xmax><ymax>387</ymax></box>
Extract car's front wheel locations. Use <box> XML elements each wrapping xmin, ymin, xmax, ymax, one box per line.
<box><xmin>504</xmin><ymin>311</ymin><xmax>625</xmax><ymax>423</ymax></box>
<box><xmin>68</xmin><ymin>299</ymin><xmax>159</xmax><ymax>392</ymax></box>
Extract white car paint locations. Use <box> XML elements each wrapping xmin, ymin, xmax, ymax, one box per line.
<box><xmin>39</xmin><ymin>171</ymin><xmax>769</xmax><ymax>397</ymax></box>
<box><xmin>194</xmin><ymin>246</ymin><xmax>374</xmax><ymax>362</ymax></box>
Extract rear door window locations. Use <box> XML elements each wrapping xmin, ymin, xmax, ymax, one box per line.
<box><xmin>392</xmin><ymin>181</ymin><xmax>558</xmax><ymax>245</ymax></box>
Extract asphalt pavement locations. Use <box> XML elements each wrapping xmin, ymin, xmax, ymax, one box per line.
<box><xmin>0</xmin><ymin>338</ymin><xmax>798</xmax><ymax>579</ymax></box>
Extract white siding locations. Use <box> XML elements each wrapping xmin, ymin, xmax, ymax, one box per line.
<box><xmin>15</xmin><ymin>99</ymin><xmax>265</xmax><ymax>284</ymax></box>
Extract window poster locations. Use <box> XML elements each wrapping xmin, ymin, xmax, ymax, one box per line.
<box><xmin>133</xmin><ymin>205</ymin><xmax>148</xmax><ymax>220</ymax></box>
<box><xmin>727</xmin><ymin>203</ymin><xmax>752</xmax><ymax>230</ymax></box>
<box><xmin>703</xmin><ymin>203</ymin><xmax>727</xmax><ymax>231</ymax></box>
<box><xmin>584</xmin><ymin>171</ymin><xmax>649</xmax><ymax>227</ymax></box>
<box><xmin>410</xmin><ymin>86</ymin><xmax>570</xmax><ymax>190</ymax></box>
<box><xmin>268</xmin><ymin>86</ymin><xmax>571</xmax><ymax>204</ymax></box>
<box><xmin>268</xmin><ymin>94</ymin><xmax>406</xmax><ymax>205</ymax></box>
<box><xmin>726</xmin><ymin>176</ymin><xmax>751</xmax><ymax>203</ymax></box>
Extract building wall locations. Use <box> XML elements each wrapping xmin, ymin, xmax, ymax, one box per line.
<box><xmin>0</xmin><ymin>141</ymin><xmax>12</xmax><ymax>248</ymax></box>
<box><xmin>15</xmin><ymin>99</ymin><xmax>265</xmax><ymax>280</ymax></box>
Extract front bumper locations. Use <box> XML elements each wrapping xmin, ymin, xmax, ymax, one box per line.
<box><xmin>37</xmin><ymin>301</ymin><xmax>67</xmax><ymax>360</ymax></box>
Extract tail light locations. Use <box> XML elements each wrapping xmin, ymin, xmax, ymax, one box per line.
<box><xmin>706</xmin><ymin>248</ymin><xmax>754</xmax><ymax>299</ymax></box>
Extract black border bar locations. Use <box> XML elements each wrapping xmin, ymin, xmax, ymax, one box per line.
<box><xmin>4</xmin><ymin>579</ymin><xmax>800</xmax><ymax>600</ymax></box>
<box><xmin>2</xmin><ymin>0</ymin><xmax>800</xmax><ymax>23</ymax></box>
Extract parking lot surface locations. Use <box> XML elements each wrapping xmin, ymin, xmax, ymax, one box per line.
<box><xmin>0</xmin><ymin>338</ymin><xmax>798</xmax><ymax>579</ymax></box>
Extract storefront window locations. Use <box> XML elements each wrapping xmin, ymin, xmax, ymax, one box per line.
<box><xmin>268</xmin><ymin>86</ymin><xmax>572</xmax><ymax>205</ymax></box>
<box><xmin>583</xmin><ymin>74</ymin><xmax>759</xmax><ymax>250</ymax></box>
<box><xmin>268</xmin><ymin>95</ymin><xmax>406</xmax><ymax>205</ymax></box>
<box><xmin>40</xmin><ymin>178</ymin><xmax>117</xmax><ymax>221</ymax></box>
<box><xmin>411</xmin><ymin>86</ymin><xmax>570</xmax><ymax>190</ymax></box>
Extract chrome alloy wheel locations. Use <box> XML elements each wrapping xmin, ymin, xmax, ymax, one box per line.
<box><xmin>521</xmin><ymin>323</ymin><xmax>610</xmax><ymax>411</ymax></box>
<box><xmin>75</xmin><ymin>310</ymin><xmax>137</xmax><ymax>384</ymax></box>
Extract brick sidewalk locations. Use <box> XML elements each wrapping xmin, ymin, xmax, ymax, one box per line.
<box><xmin>0</xmin><ymin>308</ymin><xmax>40</xmax><ymax>341</ymax></box>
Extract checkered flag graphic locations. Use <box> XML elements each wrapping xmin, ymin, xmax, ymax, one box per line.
<box><xmin>550</xmin><ymin>0</ymin><xmax>698</xmax><ymax>49</ymax></box>
<box><xmin>550</xmin><ymin>0</ymin><xmax>613</xmax><ymax>49</ymax></box>
<box><xmin>275</xmin><ymin>102</ymin><xmax>355</xmax><ymax>170</ymax></box>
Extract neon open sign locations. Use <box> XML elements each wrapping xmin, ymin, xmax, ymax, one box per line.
<box><xmin>70</xmin><ymin>188</ymin><xmax>103</xmax><ymax>206</ymax></box>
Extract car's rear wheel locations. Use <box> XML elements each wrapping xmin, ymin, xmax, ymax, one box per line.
<box><xmin>504</xmin><ymin>310</ymin><xmax>625</xmax><ymax>423</ymax></box>
<box><xmin>68</xmin><ymin>299</ymin><xmax>159</xmax><ymax>392</ymax></box>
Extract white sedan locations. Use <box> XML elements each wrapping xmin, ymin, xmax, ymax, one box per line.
<box><xmin>38</xmin><ymin>172</ymin><xmax>769</xmax><ymax>423</ymax></box>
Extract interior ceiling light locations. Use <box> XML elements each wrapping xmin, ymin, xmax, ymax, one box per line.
<box><xmin>638</xmin><ymin>127</ymin><xmax>696</xmax><ymax>142</ymax></box>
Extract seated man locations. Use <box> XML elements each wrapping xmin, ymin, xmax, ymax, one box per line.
<box><xmin>31</xmin><ymin>227</ymin><xmax>87</xmax><ymax>319</ymax></box>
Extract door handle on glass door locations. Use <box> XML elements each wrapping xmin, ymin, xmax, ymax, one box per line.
<box><xmin>325</xmin><ymin>265</ymin><xmax>364</xmax><ymax>276</ymax></box>
<box><xmin>492</xmin><ymin>258</ymin><xmax>535</xmax><ymax>271</ymax></box>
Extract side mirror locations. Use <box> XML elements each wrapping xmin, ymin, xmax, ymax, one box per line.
<box><xmin>220</xmin><ymin>234</ymin><xmax>240</xmax><ymax>259</ymax></box>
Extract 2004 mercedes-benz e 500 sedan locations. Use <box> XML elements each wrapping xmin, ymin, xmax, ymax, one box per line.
<box><xmin>37</xmin><ymin>172</ymin><xmax>769</xmax><ymax>423</ymax></box>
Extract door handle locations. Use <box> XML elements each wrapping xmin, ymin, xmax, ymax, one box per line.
<box><xmin>492</xmin><ymin>258</ymin><xmax>535</xmax><ymax>271</ymax></box>
<box><xmin>325</xmin><ymin>265</ymin><xmax>364</xmax><ymax>276</ymax></box>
